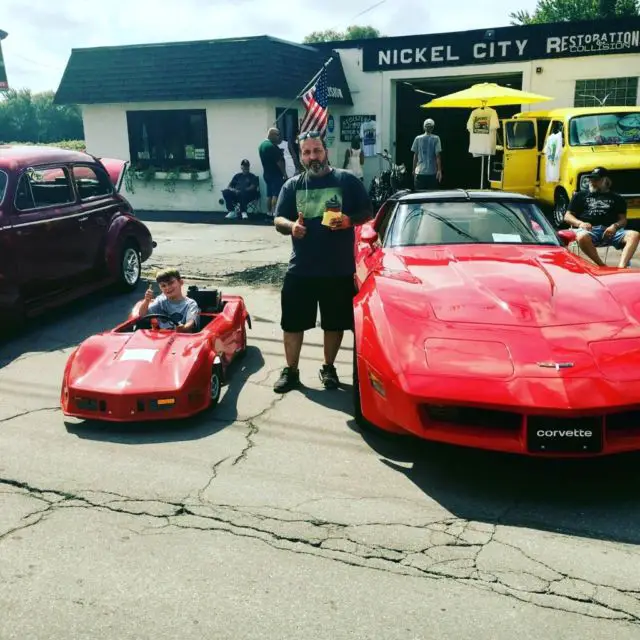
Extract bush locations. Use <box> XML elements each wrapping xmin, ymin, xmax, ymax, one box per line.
<box><xmin>2</xmin><ymin>140</ymin><xmax>86</xmax><ymax>151</ymax></box>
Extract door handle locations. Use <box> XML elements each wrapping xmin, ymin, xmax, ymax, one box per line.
<box><xmin>78</xmin><ymin>216</ymin><xmax>89</xmax><ymax>222</ymax></box>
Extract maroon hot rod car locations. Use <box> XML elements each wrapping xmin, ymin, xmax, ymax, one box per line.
<box><xmin>0</xmin><ymin>145</ymin><xmax>155</xmax><ymax>328</ymax></box>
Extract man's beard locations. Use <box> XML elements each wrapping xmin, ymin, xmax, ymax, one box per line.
<box><xmin>305</xmin><ymin>159</ymin><xmax>329</xmax><ymax>175</ymax></box>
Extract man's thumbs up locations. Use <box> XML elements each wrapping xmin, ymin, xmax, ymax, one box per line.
<box><xmin>292</xmin><ymin>211</ymin><xmax>306</xmax><ymax>238</ymax></box>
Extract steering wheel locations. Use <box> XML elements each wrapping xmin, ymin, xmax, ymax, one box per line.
<box><xmin>134</xmin><ymin>313</ymin><xmax>179</xmax><ymax>331</ymax></box>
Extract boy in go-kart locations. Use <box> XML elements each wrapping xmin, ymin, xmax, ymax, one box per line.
<box><xmin>137</xmin><ymin>268</ymin><xmax>200</xmax><ymax>332</ymax></box>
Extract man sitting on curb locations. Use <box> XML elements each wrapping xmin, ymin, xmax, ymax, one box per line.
<box><xmin>220</xmin><ymin>159</ymin><xmax>260</xmax><ymax>220</ymax></box>
<box><xmin>564</xmin><ymin>166</ymin><xmax>640</xmax><ymax>268</ymax></box>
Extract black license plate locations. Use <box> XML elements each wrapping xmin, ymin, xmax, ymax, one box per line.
<box><xmin>527</xmin><ymin>416</ymin><xmax>603</xmax><ymax>453</ymax></box>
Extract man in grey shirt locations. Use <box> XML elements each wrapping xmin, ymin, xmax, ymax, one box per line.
<box><xmin>411</xmin><ymin>118</ymin><xmax>442</xmax><ymax>190</ymax></box>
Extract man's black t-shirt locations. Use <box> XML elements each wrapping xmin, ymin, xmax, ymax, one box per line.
<box><xmin>275</xmin><ymin>168</ymin><xmax>373</xmax><ymax>277</ymax></box>
<box><xmin>230</xmin><ymin>172</ymin><xmax>258</xmax><ymax>192</ymax></box>
<box><xmin>568</xmin><ymin>189</ymin><xmax>627</xmax><ymax>227</ymax></box>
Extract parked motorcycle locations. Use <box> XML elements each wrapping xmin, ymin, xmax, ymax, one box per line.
<box><xmin>368</xmin><ymin>149</ymin><xmax>407</xmax><ymax>211</ymax></box>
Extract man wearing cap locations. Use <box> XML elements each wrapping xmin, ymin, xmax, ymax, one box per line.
<box><xmin>411</xmin><ymin>118</ymin><xmax>442</xmax><ymax>190</ymax></box>
<box><xmin>564</xmin><ymin>166</ymin><xmax>640</xmax><ymax>268</ymax></box>
<box><xmin>221</xmin><ymin>159</ymin><xmax>260</xmax><ymax>220</ymax></box>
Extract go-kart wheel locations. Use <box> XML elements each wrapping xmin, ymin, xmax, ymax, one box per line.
<box><xmin>209</xmin><ymin>364</ymin><xmax>222</xmax><ymax>408</ymax></box>
<box><xmin>117</xmin><ymin>240</ymin><xmax>141</xmax><ymax>292</ymax></box>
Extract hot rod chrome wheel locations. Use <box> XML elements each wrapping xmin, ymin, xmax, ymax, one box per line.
<box><xmin>122</xmin><ymin>246</ymin><xmax>141</xmax><ymax>286</ymax></box>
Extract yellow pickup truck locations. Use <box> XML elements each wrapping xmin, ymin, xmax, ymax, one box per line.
<box><xmin>489</xmin><ymin>106</ymin><xmax>640</xmax><ymax>227</ymax></box>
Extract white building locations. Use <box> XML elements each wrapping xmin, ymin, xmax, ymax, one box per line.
<box><xmin>54</xmin><ymin>17</ymin><xmax>640</xmax><ymax>211</ymax></box>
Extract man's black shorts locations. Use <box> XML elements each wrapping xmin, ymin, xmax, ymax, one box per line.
<box><xmin>281</xmin><ymin>273</ymin><xmax>356</xmax><ymax>332</ymax></box>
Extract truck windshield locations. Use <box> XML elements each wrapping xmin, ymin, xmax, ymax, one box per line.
<box><xmin>569</xmin><ymin>112</ymin><xmax>640</xmax><ymax>146</ymax></box>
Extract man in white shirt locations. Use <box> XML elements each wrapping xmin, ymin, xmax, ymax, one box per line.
<box><xmin>411</xmin><ymin>118</ymin><xmax>442</xmax><ymax>190</ymax></box>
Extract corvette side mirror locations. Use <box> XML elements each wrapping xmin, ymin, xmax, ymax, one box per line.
<box><xmin>556</xmin><ymin>229</ymin><xmax>576</xmax><ymax>247</ymax></box>
<box><xmin>360</xmin><ymin>224</ymin><xmax>378</xmax><ymax>245</ymax></box>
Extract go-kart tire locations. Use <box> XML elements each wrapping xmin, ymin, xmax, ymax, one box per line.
<box><xmin>209</xmin><ymin>364</ymin><xmax>223</xmax><ymax>408</ymax></box>
<box><xmin>117</xmin><ymin>240</ymin><xmax>142</xmax><ymax>292</ymax></box>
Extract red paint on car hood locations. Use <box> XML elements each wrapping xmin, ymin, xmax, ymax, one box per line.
<box><xmin>397</xmin><ymin>244</ymin><xmax>624</xmax><ymax>327</ymax></box>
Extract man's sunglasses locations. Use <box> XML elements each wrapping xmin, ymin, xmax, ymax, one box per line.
<box><xmin>298</xmin><ymin>131</ymin><xmax>322</xmax><ymax>141</ymax></box>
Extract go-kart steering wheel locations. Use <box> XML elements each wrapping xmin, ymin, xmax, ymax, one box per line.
<box><xmin>134</xmin><ymin>313</ymin><xmax>179</xmax><ymax>330</ymax></box>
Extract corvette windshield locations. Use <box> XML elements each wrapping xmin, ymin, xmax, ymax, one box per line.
<box><xmin>569</xmin><ymin>112</ymin><xmax>640</xmax><ymax>146</ymax></box>
<box><xmin>384</xmin><ymin>200</ymin><xmax>561</xmax><ymax>248</ymax></box>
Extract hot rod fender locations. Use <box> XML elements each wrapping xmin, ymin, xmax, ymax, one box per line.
<box><xmin>104</xmin><ymin>215</ymin><xmax>153</xmax><ymax>277</ymax></box>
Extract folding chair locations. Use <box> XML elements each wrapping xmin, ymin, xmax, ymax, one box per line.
<box><xmin>234</xmin><ymin>190</ymin><xmax>261</xmax><ymax>216</ymax></box>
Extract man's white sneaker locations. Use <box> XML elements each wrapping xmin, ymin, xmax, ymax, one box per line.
<box><xmin>241</xmin><ymin>211</ymin><xmax>248</xmax><ymax>219</ymax></box>
<box><xmin>225</xmin><ymin>211</ymin><xmax>239</xmax><ymax>220</ymax></box>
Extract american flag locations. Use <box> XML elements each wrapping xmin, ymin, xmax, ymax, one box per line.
<box><xmin>299</xmin><ymin>67</ymin><xmax>329</xmax><ymax>137</ymax></box>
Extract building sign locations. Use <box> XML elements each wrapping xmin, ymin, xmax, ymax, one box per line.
<box><xmin>0</xmin><ymin>42</ymin><xmax>7</xmax><ymax>90</ymax></box>
<box><xmin>328</xmin><ymin>86</ymin><xmax>343</xmax><ymax>99</ymax></box>
<box><xmin>340</xmin><ymin>114</ymin><xmax>376</xmax><ymax>142</ymax></box>
<box><xmin>363</xmin><ymin>18</ymin><xmax>640</xmax><ymax>71</ymax></box>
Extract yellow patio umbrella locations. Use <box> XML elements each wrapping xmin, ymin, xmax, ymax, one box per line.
<box><xmin>420</xmin><ymin>83</ymin><xmax>553</xmax><ymax>189</ymax></box>
<box><xmin>421</xmin><ymin>82</ymin><xmax>553</xmax><ymax>108</ymax></box>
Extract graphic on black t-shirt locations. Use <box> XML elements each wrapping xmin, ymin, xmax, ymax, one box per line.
<box><xmin>569</xmin><ymin>190</ymin><xmax>627</xmax><ymax>227</ymax></box>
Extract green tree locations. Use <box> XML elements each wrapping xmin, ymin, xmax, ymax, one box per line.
<box><xmin>0</xmin><ymin>88</ymin><xmax>84</xmax><ymax>143</ymax></box>
<box><xmin>303</xmin><ymin>25</ymin><xmax>381</xmax><ymax>43</ymax></box>
<box><xmin>510</xmin><ymin>0</ymin><xmax>639</xmax><ymax>24</ymax></box>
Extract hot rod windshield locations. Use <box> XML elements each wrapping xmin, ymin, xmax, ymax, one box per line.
<box><xmin>569</xmin><ymin>112</ymin><xmax>640</xmax><ymax>146</ymax></box>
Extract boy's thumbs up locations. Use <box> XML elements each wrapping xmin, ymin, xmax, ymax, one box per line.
<box><xmin>297</xmin><ymin>212</ymin><xmax>304</xmax><ymax>225</ymax></box>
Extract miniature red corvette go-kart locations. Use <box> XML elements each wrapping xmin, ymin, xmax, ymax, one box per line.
<box><xmin>61</xmin><ymin>286</ymin><xmax>250</xmax><ymax>422</ymax></box>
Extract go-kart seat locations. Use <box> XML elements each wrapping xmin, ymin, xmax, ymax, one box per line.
<box><xmin>187</xmin><ymin>286</ymin><xmax>226</xmax><ymax>314</ymax></box>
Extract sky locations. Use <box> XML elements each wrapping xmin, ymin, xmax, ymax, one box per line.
<box><xmin>0</xmin><ymin>0</ymin><xmax>539</xmax><ymax>93</ymax></box>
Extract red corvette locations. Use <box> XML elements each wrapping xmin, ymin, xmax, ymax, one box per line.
<box><xmin>61</xmin><ymin>286</ymin><xmax>250</xmax><ymax>422</ymax></box>
<box><xmin>353</xmin><ymin>189</ymin><xmax>640</xmax><ymax>457</ymax></box>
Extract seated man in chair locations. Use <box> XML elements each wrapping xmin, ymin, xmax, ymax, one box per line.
<box><xmin>564</xmin><ymin>167</ymin><xmax>640</xmax><ymax>268</ymax></box>
<box><xmin>221</xmin><ymin>159</ymin><xmax>259</xmax><ymax>220</ymax></box>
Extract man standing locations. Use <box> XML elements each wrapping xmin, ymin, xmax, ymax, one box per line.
<box><xmin>273</xmin><ymin>131</ymin><xmax>373</xmax><ymax>393</ymax></box>
<box><xmin>564</xmin><ymin>166</ymin><xmax>640</xmax><ymax>268</ymax></box>
<box><xmin>222</xmin><ymin>159</ymin><xmax>259</xmax><ymax>220</ymax></box>
<box><xmin>259</xmin><ymin>127</ymin><xmax>287</xmax><ymax>217</ymax></box>
<box><xmin>411</xmin><ymin>118</ymin><xmax>442</xmax><ymax>190</ymax></box>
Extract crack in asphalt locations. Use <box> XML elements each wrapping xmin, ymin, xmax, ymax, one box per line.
<box><xmin>1</xmin><ymin>477</ymin><xmax>639</xmax><ymax>624</ymax></box>
<box><xmin>0</xmin><ymin>407</ymin><xmax>60</xmax><ymax>424</ymax></box>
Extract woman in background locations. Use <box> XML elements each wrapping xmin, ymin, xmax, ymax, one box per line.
<box><xmin>343</xmin><ymin>134</ymin><xmax>364</xmax><ymax>180</ymax></box>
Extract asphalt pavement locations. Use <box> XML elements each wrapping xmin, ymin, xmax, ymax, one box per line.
<box><xmin>1</xmin><ymin>214</ymin><xmax>640</xmax><ymax>639</ymax></box>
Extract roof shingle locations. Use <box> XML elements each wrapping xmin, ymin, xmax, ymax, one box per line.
<box><xmin>54</xmin><ymin>36</ymin><xmax>352</xmax><ymax>106</ymax></box>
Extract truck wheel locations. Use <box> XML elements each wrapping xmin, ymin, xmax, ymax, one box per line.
<box><xmin>553</xmin><ymin>190</ymin><xmax>569</xmax><ymax>229</ymax></box>
<box><xmin>117</xmin><ymin>240</ymin><xmax>141</xmax><ymax>291</ymax></box>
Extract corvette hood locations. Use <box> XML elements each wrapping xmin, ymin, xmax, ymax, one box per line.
<box><xmin>389</xmin><ymin>245</ymin><xmax>626</xmax><ymax>327</ymax></box>
<box><xmin>68</xmin><ymin>330</ymin><xmax>208</xmax><ymax>394</ymax></box>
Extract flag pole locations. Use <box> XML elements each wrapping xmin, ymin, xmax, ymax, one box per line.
<box><xmin>272</xmin><ymin>55</ymin><xmax>335</xmax><ymax>128</ymax></box>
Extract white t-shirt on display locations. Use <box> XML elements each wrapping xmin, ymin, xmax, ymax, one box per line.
<box><xmin>543</xmin><ymin>131</ymin><xmax>563</xmax><ymax>183</ymax></box>
<box><xmin>466</xmin><ymin>107</ymin><xmax>499</xmax><ymax>156</ymax></box>
<box><xmin>359</xmin><ymin>120</ymin><xmax>378</xmax><ymax>157</ymax></box>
